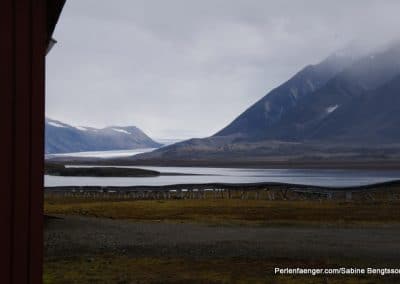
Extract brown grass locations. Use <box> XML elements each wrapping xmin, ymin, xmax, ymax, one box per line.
<box><xmin>44</xmin><ymin>197</ymin><xmax>400</xmax><ymax>283</ymax></box>
<box><xmin>44</xmin><ymin>255</ymin><xmax>393</xmax><ymax>284</ymax></box>
<box><xmin>45</xmin><ymin>197</ymin><xmax>400</xmax><ymax>226</ymax></box>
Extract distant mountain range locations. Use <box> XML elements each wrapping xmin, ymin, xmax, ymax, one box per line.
<box><xmin>131</xmin><ymin>42</ymin><xmax>400</xmax><ymax>164</ymax></box>
<box><xmin>45</xmin><ymin>118</ymin><xmax>161</xmax><ymax>154</ymax></box>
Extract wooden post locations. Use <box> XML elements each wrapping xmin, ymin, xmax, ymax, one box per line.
<box><xmin>280</xmin><ymin>189</ymin><xmax>288</xmax><ymax>200</ymax></box>
<box><xmin>269</xmin><ymin>191</ymin><xmax>275</xmax><ymax>201</ymax></box>
<box><xmin>346</xmin><ymin>191</ymin><xmax>352</xmax><ymax>202</ymax></box>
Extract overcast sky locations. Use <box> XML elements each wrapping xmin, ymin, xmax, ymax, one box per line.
<box><xmin>46</xmin><ymin>0</ymin><xmax>400</xmax><ymax>139</ymax></box>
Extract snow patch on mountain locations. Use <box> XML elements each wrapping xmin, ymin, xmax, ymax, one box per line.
<box><xmin>326</xmin><ymin>105</ymin><xmax>339</xmax><ymax>114</ymax></box>
<box><xmin>112</xmin><ymin>128</ymin><xmax>131</xmax><ymax>134</ymax></box>
<box><xmin>48</xmin><ymin>121</ymin><xmax>66</xmax><ymax>128</ymax></box>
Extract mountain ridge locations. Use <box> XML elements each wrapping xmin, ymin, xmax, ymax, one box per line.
<box><xmin>129</xmin><ymin>42</ymin><xmax>400</xmax><ymax>163</ymax></box>
<box><xmin>45</xmin><ymin>118</ymin><xmax>161</xmax><ymax>154</ymax></box>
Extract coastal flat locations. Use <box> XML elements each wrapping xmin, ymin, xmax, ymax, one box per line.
<box><xmin>45</xmin><ymin>198</ymin><xmax>400</xmax><ymax>225</ymax></box>
<box><xmin>44</xmin><ymin>198</ymin><xmax>400</xmax><ymax>283</ymax></box>
<box><xmin>45</xmin><ymin>215</ymin><xmax>400</xmax><ymax>261</ymax></box>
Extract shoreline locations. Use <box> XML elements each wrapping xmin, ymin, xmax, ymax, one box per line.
<box><xmin>44</xmin><ymin>179</ymin><xmax>400</xmax><ymax>192</ymax></box>
<box><xmin>46</xmin><ymin>158</ymin><xmax>400</xmax><ymax>170</ymax></box>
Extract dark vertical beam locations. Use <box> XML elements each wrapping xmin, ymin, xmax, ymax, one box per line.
<box><xmin>30</xmin><ymin>1</ymin><xmax>46</xmax><ymax>283</ymax></box>
<box><xmin>13</xmin><ymin>0</ymin><xmax>33</xmax><ymax>283</ymax></box>
<box><xmin>0</xmin><ymin>0</ymin><xmax>14</xmax><ymax>282</ymax></box>
<box><xmin>0</xmin><ymin>0</ymin><xmax>47</xmax><ymax>283</ymax></box>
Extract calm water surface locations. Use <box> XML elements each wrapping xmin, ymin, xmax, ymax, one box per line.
<box><xmin>45</xmin><ymin>165</ymin><xmax>400</xmax><ymax>188</ymax></box>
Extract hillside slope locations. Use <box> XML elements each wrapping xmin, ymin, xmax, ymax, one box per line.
<box><xmin>130</xmin><ymin>43</ymin><xmax>400</xmax><ymax>163</ymax></box>
<box><xmin>45</xmin><ymin>118</ymin><xmax>161</xmax><ymax>154</ymax></box>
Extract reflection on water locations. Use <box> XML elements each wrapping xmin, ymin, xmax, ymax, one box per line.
<box><xmin>45</xmin><ymin>165</ymin><xmax>400</xmax><ymax>188</ymax></box>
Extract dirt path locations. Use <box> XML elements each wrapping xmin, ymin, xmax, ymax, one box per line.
<box><xmin>45</xmin><ymin>215</ymin><xmax>400</xmax><ymax>264</ymax></box>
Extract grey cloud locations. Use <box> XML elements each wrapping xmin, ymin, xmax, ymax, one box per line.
<box><xmin>46</xmin><ymin>0</ymin><xmax>400</xmax><ymax>139</ymax></box>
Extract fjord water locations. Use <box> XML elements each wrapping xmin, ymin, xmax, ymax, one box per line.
<box><xmin>45</xmin><ymin>166</ymin><xmax>400</xmax><ymax>188</ymax></box>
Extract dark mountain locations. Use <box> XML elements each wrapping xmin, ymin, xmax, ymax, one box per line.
<box><xmin>130</xmin><ymin>42</ymin><xmax>400</xmax><ymax>164</ymax></box>
<box><xmin>45</xmin><ymin>118</ymin><xmax>161</xmax><ymax>154</ymax></box>
<box><xmin>217</xmin><ymin>43</ymin><xmax>400</xmax><ymax>141</ymax></box>
<box><xmin>215</xmin><ymin>52</ymin><xmax>356</xmax><ymax>140</ymax></box>
<box><xmin>309</xmin><ymin>73</ymin><xmax>400</xmax><ymax>143</ymax></box>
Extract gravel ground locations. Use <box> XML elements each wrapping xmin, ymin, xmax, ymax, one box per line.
<box><xmin>45</xmin><ymin>215</ymin><xmax>400</xmax><ymax>264</ymax></box>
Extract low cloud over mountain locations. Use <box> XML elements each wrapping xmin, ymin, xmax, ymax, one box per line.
<box><xmin>132</xmin><ymin>42</ymin><xmax>400</xmax><ymax>163</ymax></box>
